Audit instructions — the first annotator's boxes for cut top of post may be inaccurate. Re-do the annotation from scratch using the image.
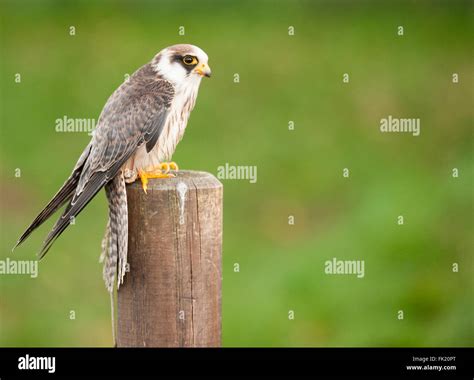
[126,170,222,192]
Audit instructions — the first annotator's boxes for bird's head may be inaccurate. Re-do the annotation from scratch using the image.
[152,44,211,87]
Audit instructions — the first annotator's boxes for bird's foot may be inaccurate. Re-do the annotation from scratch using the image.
[138,162,179,193]
[123,169,138,184]
[160,161,179,172]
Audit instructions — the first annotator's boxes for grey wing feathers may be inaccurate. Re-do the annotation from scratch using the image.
[38,171,110,258]
[76,79,174,193]
[15,68,174,258]
[13,143,92,250]
[145,110,168,153]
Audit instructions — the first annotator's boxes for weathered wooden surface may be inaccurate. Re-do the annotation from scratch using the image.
[117,170,223,347]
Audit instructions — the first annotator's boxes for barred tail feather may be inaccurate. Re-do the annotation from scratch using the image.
[101,172,128,292]
[115,175,128,288]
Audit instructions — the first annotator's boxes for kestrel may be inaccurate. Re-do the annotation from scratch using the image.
[14,44,212,296]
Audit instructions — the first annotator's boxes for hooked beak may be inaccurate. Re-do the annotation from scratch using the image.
[194,62,212,78]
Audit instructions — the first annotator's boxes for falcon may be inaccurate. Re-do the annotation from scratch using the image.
[13,44,212,294]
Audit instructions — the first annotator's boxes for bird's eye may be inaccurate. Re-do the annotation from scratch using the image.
[183,55,197,65]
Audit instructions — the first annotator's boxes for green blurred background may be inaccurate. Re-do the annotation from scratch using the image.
[0,0,472,346]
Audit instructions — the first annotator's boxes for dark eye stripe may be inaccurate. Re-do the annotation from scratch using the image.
[170,54,198,73]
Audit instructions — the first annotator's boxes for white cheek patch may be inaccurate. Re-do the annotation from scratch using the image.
[154,55,188,85]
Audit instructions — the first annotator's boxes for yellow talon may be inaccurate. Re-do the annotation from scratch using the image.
[138,164,178,193]
[159,162,170,173]
[138,170,149,193]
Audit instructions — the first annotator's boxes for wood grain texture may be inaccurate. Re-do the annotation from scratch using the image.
[117,170,223,347]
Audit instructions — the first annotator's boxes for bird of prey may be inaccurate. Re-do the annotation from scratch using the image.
[13,44,211,296]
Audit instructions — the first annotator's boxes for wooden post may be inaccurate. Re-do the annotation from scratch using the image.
[117,170,223,347]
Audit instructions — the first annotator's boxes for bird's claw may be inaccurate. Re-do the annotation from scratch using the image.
[159,162,179,173]
[123,168,138,184]
[138,162,179,193]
